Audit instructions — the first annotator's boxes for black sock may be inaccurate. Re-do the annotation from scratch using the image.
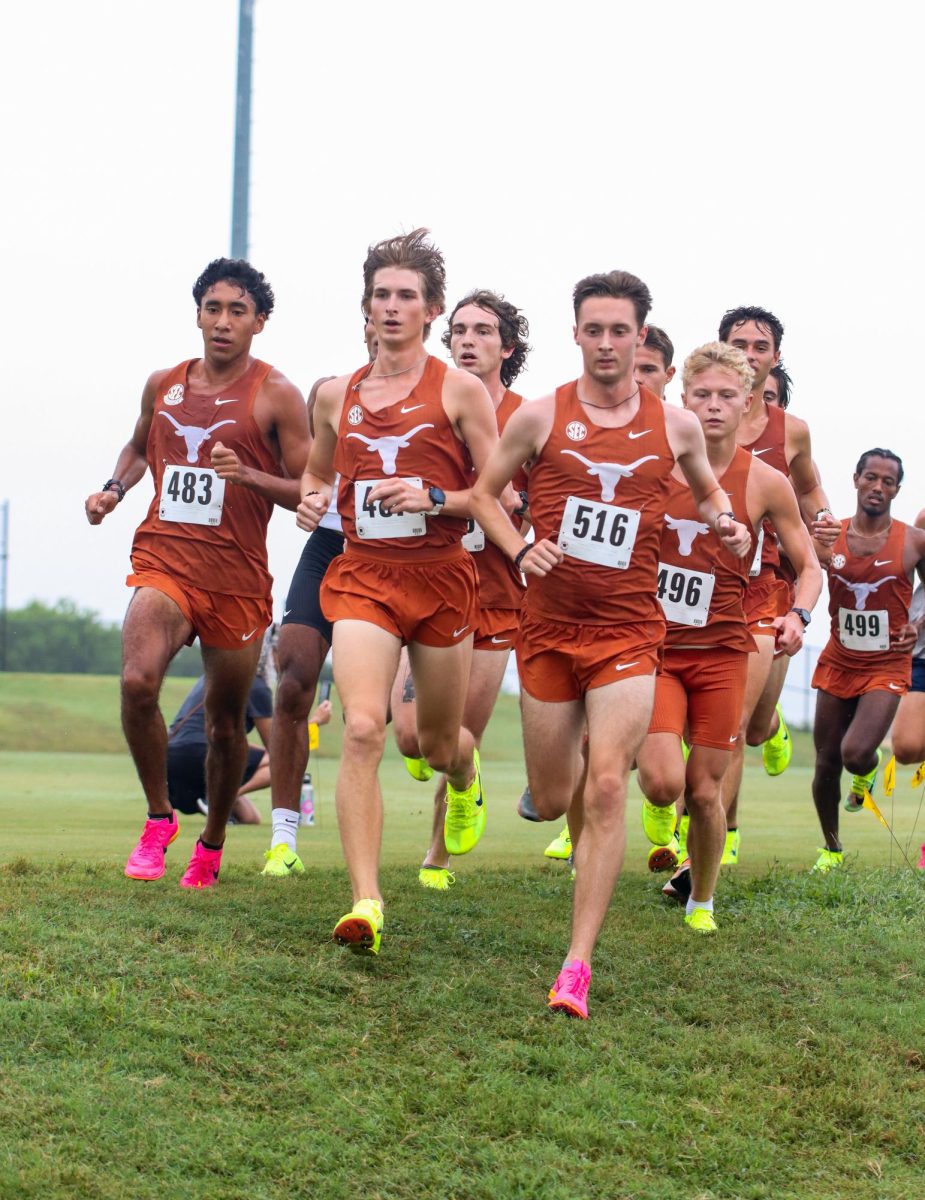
[148,811,173,821]
[199,837,223,851]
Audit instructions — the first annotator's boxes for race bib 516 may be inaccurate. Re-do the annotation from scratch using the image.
[557,496,640,570]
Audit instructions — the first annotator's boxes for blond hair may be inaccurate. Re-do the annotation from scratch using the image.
[682,341,754,394]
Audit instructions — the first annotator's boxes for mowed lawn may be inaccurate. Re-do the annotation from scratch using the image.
[1,675,925,1199]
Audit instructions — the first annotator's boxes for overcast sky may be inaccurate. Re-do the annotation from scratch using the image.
[2,1,922,651]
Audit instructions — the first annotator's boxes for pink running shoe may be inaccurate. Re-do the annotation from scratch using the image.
[918,844,925,871]
[180,840,223,889]
[547,960,592,1020]
[124,814,180,881]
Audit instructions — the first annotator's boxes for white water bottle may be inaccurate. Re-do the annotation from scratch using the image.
[299,773,315,826]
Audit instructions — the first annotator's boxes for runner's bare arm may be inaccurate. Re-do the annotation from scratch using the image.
[84,369,165,525]
[213,371,309,511]
[368,369,500,518]
[786,414,837,542]
[666,405,751,556]
[471,397,562,576]
[755,463,822,655]
[295,376,344,532]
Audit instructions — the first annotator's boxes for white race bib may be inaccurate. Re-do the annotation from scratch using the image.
[557,496,640,569]
[159,466,225,526]
[462,519,485,552]
[657,563,716,626]
[354,478,426,540]
[838,607,890,652]
[749,526,764,577]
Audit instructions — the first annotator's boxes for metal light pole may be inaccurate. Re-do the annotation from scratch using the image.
[0,499,9,671]
[231,0,255,259]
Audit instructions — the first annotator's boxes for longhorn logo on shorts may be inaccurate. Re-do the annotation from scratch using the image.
[347,405,363,426]
[560,450,659,502]
[565,421,587,441]
[163,384,184,406]
[664,514,711,556]
[346,424,435,474]
[158,412,236,464]
[833,575,896,611]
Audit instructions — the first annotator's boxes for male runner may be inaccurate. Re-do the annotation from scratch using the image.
[390,290,531,889]
[636,343,820,930]
[633,325,676,399]
[470,271,751,1018]
[85,258,309,886]
[811,460,925,871]
[296,229,502,955]
[262,317,378,876]
[763,363,792,410]
[718,306,836,864]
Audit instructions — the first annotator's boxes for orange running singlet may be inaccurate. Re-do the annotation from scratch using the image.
[817,519,912,676]
[741,401,789,575]
[526,382,673,626]
[130,358,280,598]
[657,447,756,653]
[333,356,471,561]
[466,389,526,611]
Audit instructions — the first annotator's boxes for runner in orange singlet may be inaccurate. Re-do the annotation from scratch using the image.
[296,230,504,956]
[810,450,925,872]
[389,290,531,890]
[718,306,838,865]
[84,258,309,888]
[633,324,677,400]
[636,343,820,931]
[471,271,752,1018]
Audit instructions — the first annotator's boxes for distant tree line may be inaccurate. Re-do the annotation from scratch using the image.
[2,599,200,676]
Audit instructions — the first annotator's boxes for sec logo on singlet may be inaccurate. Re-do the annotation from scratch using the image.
[164,385,184,406]
[566,421,587,442]
[831,553,846,569]
[347,405,363,426]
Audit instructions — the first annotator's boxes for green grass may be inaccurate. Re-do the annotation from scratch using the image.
[1,675,925,1198]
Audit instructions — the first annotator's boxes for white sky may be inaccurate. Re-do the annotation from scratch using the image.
[2,0,922,652]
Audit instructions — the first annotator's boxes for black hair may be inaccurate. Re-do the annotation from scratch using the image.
[768,363,792,409]
[855,448,904,484]
[718,305,784,350]
[192,257,275,318]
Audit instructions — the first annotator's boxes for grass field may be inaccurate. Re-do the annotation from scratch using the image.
[2,675,925,1198]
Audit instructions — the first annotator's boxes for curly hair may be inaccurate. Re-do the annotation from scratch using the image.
[192,258,275,318]
[441,290,531,388]
[362,228,446,341]
[682,342,755,395]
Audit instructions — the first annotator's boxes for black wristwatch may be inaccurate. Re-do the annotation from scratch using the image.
[790,607,811,628]
[425,486,446,516]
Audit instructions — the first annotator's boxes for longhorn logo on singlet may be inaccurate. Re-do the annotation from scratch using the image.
[664,514,711,556]
[346,424,435,475]
[559,449,659,502]
[833,575,897,612]
[158,412,237,464]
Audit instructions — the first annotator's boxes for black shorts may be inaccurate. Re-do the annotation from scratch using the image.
[912,658,925,694]
[166,745,264,815]
[281,526,345,645]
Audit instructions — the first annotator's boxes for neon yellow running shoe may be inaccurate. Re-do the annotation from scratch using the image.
[675,813,689,863]
[721,829,740,866]
[811,847,843,873]
[844,748,882,812]
[681,739,691,762]
[403,756,434,782]
[418,865,455,891]
[444,749,485,856]
[641,798,676,848]
[544,827,572,860]
[684,908,717,934]
[762,704,792,776]
[333,898,383,955]
[261,843,305,877]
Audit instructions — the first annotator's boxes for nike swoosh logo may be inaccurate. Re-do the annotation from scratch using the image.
[452,626,470,638]
[751,447,772,457]
[214,397,239,406]
[241,628,259,641]
[400,404,425,414]
[889,682,902,690]
[757,620,776,628]
[283,609,291,617]
[615,661,640,672]
[490,636,510,644]
[729,736,737,743]
[628,429,652,440]
[874,560,892,567]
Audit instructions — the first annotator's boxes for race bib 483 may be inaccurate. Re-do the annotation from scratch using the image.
[159,466,224,526]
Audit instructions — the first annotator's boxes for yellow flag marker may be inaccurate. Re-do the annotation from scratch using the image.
[883,754,896,797]
[912,761,925,788]
[308,722,319,751]
[862,790,890,830]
